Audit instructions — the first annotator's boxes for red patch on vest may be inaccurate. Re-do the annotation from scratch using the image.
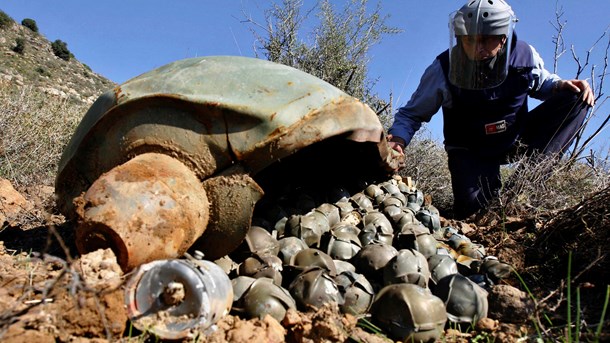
[485,120,507,135]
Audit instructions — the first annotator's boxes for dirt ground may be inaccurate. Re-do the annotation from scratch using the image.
[0,179,608,342]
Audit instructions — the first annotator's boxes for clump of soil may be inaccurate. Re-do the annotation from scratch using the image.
[0,245,127,342]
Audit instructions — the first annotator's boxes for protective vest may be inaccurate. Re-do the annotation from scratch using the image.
[438,37,535,156]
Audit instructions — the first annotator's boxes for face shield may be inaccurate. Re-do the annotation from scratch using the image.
[448,1,517,90]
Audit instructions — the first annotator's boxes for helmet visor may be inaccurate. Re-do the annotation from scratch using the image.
[448,10,516,89]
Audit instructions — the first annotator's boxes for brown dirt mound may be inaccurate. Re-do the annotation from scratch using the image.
[534,185,610,284]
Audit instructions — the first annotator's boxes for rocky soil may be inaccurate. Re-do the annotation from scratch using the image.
[1,177,608,342]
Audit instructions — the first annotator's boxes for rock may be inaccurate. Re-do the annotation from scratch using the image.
[75,248,123,290]
[209,314,286,343]
[476,317,499,331]
[0,178,32,226]
[488,284,534,323]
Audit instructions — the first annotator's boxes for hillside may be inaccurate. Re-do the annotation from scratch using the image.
[0,12,114,104]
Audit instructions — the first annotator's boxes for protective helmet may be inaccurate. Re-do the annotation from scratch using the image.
[433,274,489,326]
[285,211,330,248]
[406,189,424,207]
[447,231,472,249]
[321,230,362,261]
[459,242,486,259]
[395,224,439,258]
[364,184,384,200]
[334,271,375,315]
[416,207,442,233]
[330,222,361,236]
[449,0,517,89]
[395,209,418,229]
[238,254,283,285]
[290,248,337,276]
[350,192,374,214]
[278,236,308,265]
[241,277,296,321]
[382,203,404,223]
[427,254,459,289]
[288,267,342,311]
[405,201,421,213]
[360,211,394,246]
[381,196,405,210]
[334,201,362,226]
[334,260,357,274]
[232,275,257,306]
[379,181,401,196]
[383,249,431,288]
[244,226,280,257]
[370,284,447,342]
[315,203,341,227]
[479,256,512,285]
[373,192,389,207]
[453,0,516,36]
[396,180,410,194]
[351,243,398,281]
[448,232,486,259]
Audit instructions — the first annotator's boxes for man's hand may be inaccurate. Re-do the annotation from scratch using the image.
[385,134,406,171]
[387,134,407,154]
[558,79,595,106]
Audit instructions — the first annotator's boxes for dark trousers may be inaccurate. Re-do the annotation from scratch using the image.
[448,91,590,219]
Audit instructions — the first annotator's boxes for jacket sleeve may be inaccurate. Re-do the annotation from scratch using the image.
[528,44,562,100]
[388,59,451,146]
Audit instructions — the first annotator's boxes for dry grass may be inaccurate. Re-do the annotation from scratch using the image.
[0,83,88,189]
[395,127,609,220]
[492,152,609,219]
[398,130,453,214]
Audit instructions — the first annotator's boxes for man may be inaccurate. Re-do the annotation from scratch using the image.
[388,0,594,219]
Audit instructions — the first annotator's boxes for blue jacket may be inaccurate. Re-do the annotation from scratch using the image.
[388,35,561,154]
[437,39,535,155]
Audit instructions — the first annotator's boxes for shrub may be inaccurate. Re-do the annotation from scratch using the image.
[21,18,38,32]
[51,39,71,61]
[400,131,453,215]
[0,10,14,28]
[0,84,88,187]
[12,37,25,54]
[35,66,51,77]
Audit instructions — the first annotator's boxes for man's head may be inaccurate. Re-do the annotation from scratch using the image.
[448,0,518,89]
[460,35,507,61]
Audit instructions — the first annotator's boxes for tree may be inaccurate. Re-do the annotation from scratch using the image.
[21,18,38,33]
[550,5,609,165]
[51,39,72,61]
[244,0,400,113]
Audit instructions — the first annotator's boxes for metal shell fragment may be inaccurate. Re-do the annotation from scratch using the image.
[56,56,398,270]
[125,258,233,340]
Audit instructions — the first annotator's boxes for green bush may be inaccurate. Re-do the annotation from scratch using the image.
[35,66,50,77]
[51,39,71,61]
[0,10,14,28]
[12,37,25,54]
[21,18,38,32]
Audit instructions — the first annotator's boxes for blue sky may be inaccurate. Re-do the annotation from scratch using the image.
[2,1,609,152]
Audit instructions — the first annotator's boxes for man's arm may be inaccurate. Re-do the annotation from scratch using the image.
[388,59,451,153]
[529,45,595,106]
